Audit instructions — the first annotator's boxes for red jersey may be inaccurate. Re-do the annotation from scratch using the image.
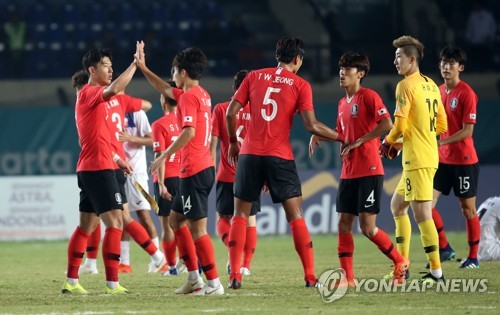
[151,112,181,181]
[173,86,214,178]
[212,101,251,182]
[337,88,389,179]
[76,84,114,171]
[232,67,314,160]
[439,81,478,165]
[106,94,142,169]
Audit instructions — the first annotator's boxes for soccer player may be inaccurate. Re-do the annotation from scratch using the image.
[151,90,182,276]
[430,46,480,269]
[63,48,138,294]
[106,90,167,275]
[136,41,224,295]
[118,108,162,273]
[310,52,409,285]
[210,70,259,276]
[381,36,448,284]
[477,196,500,261]
[226,37,343,289]
[71,70,103,275]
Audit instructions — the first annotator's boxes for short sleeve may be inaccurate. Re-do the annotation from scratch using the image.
[394,81,411,118]
[179,93,198,128]
[296,80,314,112]
[152,121,166,152]
[211,104,223,137]
[461,88,478,124]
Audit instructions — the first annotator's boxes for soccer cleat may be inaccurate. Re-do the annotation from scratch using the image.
[175,277,205,294]
[240,267,251,276]
[149,256,167,273]
[161,267,179,276]
[425,246,456,269]
[330,278,355,288]
[392,257,410,285]
[118,264,133,274]
[104,284,130,294]
[227,278,241,290]
[384,268,411,281]
[420,272,445,285]
[305,280,323,288]
[61,280,89,294]
[459,258,479,269]
[191,284,225,296]
[78,263,98,275]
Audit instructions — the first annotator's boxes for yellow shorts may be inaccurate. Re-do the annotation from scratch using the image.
[396,168,436,201]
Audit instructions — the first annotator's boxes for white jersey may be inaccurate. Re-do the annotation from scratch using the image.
[477,196,500,261]
[123,110,152,174]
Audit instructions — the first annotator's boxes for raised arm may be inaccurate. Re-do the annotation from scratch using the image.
[134,41,175,100]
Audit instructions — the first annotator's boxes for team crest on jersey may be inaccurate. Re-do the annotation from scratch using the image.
[351,104,359,117]
[450,98,458,110]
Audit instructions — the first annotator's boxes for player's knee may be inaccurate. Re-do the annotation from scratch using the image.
[360,225,376,238]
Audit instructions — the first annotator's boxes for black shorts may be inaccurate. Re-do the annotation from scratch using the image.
[336,175,383,215]
[77,170,124,215]
[171,167,215,220]
[434,163,479,198]
[154,177,179,217]
[234,155,301,204]
[114,169,128,204]
[216,181,260,216]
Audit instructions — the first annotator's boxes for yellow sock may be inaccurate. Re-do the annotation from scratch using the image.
[394,215,411,258]
[418,219,441,270]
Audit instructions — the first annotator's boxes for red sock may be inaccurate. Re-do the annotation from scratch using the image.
[174,226,198,271]
[243,226,257,269]
[432,207,449,249]
[195,234,218,280]
[102,227,122,282]
[125,220,157,255]
[290,218,316,284]
[338,232,354,280]
[66,227,90,279]
[217,217,231,248]
[370,228,404,264]
[86,223,101,259]
[162,240,177,267]
[228,216,247,280]
[466,216,480,259]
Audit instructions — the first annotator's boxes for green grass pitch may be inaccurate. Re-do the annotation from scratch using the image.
[0,232,497,314]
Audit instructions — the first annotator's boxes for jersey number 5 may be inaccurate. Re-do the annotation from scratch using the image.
[261,87,281,121]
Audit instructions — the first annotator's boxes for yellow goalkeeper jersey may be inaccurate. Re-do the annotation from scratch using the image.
[394,71,447,170]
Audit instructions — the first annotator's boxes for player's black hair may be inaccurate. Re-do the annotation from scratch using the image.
[164,81,178,106]
[275,37,305,63]
[338,52,370,82]
[71,70,89,90]
[439,46,467,66]
[82,48,112,75]
[172,47,207,80]
[234,70,249,89]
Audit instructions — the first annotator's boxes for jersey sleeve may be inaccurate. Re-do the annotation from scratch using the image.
[172,88,184,101]
[152,121,166,152]
[394,81,411,118]
[296,80,314,112]
[367,90,390,122]
[136,111,152,136]
[436,98,448,135]
[179,93,198,128]
[211,104,223,138]
[461,88,478,124]
[117,94,142,113]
